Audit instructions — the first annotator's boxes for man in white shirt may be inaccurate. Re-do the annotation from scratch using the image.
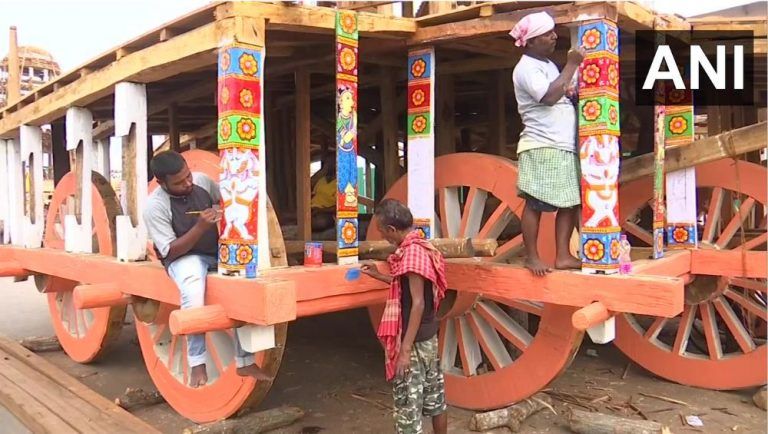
[510,12,585,276]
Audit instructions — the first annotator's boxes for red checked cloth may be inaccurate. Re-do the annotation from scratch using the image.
[376,231,447,381]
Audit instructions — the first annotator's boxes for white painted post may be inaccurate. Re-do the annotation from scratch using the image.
[20,125,44,248]
[5,138,22,246]
[114,82,148,261]
[92,138,111,178]
[0,139,9,244]
[65,107,94,253]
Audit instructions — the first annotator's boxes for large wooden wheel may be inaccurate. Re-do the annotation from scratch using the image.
[42,171,126,363]
[134,150,288,423]
[615,159,767,389]
[368,153,583,410]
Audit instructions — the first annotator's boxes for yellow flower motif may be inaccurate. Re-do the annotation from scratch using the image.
[582,64,600,84]
[607,29,618,51]
[411,89,426,106]
[581,28,601,50]
[610,239,621,259]
[220,86,230,105]
[411,59,426,78]
[236,245,253,264]
[584,239,605,261]
[220,118,232,141]
[220,51,231,72]
[609,106,618,125]
[239,53,258,76]
[411,115,427,134]
[582,100,602,122]
[608,64,619,87]
[236,118,257,141]
[673,227,689,243]
[239,89,254,108]
[669,89,686,103]
[219,245,229,263]
[669,116,688,135]
[342,221,357,244]
[340,13,357,34]
[656,231,664,252]
[339,47,356,71]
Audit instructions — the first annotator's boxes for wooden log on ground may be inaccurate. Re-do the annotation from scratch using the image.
[73,283,132,309]
[18,336,61,352]
[568,408,672,434]
[169,305,240,336]
[469,393,553,431]
[572,302,613,331]
[285,238,498,260]
[754,387,767,410]
[182,406,304,434]
[620,122,767,184]
[115,387,164,411]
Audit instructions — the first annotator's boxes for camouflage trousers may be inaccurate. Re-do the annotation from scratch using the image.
[392,336,447,433]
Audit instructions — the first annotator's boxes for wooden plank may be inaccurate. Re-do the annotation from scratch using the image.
[0,19,232,137]
[168,102,180,152]
[633,250,691,277]
[0,335,160,433]
[380,67,400,189]
[619,122,767,184]
[446,260,685,317]
[0,373,78,434]
[295,71,312,241]
[690,249,767,279]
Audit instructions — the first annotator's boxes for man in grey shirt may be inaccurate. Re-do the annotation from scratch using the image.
[144,151,270,387]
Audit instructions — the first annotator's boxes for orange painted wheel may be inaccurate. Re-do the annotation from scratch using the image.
[616,159,767,389]
[367,153,583,410]
[43,171,126,363]
[135,150,288,423]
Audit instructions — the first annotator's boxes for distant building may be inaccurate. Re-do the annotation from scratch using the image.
[0,45,61,107]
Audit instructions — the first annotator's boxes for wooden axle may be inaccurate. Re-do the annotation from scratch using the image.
[169,305,240,335]
[0,261,30,278]
[571,302,612,331]
[73,283,132,309]
[285,238,498,260]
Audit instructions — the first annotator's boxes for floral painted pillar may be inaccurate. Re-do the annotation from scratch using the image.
[336,10,359,265]
[217,41,267,275]
[664,91,697,250]
[577,20,621,274]
[407,48,435,239]
[652,101,666,259]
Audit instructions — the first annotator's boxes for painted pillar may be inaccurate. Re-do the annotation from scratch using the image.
[335,10,359,265]
[577,20,621,274]
[5,138,22,246]
[652,101,666,258]
[217,41,267,275]
[407,48,436,239]
[664,92,697,250]
[20,125,44,248]
[65,107,94,253]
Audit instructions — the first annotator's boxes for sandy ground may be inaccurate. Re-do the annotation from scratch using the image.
[0,276,765,433]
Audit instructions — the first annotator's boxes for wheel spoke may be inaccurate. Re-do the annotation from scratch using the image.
[206,334,226,377]
[739,232,767,251]
[152,324,168,344]
[715,197,756,249]
[475,300,532,351]
[493,234,524,262]
[623,220,654,246]
[167,335,178,368]
[672,305,695,355]
[699,303,723,360]
[501,299,544,316]
[455,316,482,376]
[724,288,768,321]
[729,277,767,293]
[439,318,458,373]
[181,339,189,385]
[467,311,513,370]
[713,296,756,354]
[643,317,668,341]
[702,187,724,244]
[478,203,513,240]
[459,187,488,238]
[439,187,462,238]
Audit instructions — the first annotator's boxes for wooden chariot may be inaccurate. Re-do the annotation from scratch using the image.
[0,1,765,423]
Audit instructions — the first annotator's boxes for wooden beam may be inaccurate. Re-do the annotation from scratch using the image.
[0,19,234,137]
[620,122,767,184]
[487,70,507,156]
[436,74,455,155]
[691,250,767,279]
[7,26,20,104]
[409,2,615,45]
[440,56,517,75]
[380,67,400,190]
[168,103,180,152]
[295,71,311,241]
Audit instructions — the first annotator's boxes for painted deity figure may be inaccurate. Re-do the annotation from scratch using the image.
[580,134,619,227]
[336,86,358,209]
[219,147,259,239]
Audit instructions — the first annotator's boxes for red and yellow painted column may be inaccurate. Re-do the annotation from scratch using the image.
[577,20,621,274]
[664,90,697,249]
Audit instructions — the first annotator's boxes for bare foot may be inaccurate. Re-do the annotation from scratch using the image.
[524,257,551,277]
[555,255,582,270]
[190,364,208,388]
[237,364,273,381]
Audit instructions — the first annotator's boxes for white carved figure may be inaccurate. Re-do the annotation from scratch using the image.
[581,134,619,227]
[220,147,259,240]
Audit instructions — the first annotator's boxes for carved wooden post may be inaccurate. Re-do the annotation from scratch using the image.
[114,82,148,261]
[217,21,268,275]
[407,47,436,239]
[92,138,110,178]
[65,107,94,253]
[335,10,359,265]
[577,20,621,274]
[4,138,22,245]
[20,125,44,248]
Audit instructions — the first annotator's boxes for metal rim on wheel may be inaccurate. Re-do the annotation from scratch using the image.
[134,150,288,423]
[43,171,126,363]
[615,159,767,389]
[367,153,583,410]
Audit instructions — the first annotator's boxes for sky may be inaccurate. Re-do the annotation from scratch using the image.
[0,0,762,72]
